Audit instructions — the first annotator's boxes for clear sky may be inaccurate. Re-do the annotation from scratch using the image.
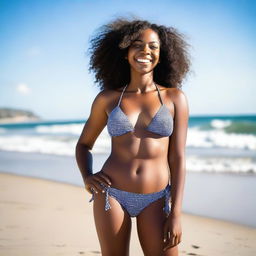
[0,0,255,120]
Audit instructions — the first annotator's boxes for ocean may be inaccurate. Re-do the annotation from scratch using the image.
[0,114,255,174]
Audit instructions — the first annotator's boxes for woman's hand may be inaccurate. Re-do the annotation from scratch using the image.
[84,171,112,194]
[163,213,182,251]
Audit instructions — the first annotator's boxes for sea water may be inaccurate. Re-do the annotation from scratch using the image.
[0,114,255,174]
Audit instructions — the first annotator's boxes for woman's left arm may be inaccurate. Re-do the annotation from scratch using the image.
[163,88,189,250]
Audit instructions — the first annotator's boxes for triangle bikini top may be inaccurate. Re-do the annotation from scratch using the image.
[107,83,174,137]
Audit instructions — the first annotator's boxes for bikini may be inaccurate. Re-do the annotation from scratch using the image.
[107,83,173,137]
[89,83,174,217]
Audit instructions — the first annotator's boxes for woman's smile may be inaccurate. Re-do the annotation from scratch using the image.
[135,57,152,64]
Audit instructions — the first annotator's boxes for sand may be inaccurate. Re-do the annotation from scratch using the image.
[0,173,255,256]
[0,116,40,124]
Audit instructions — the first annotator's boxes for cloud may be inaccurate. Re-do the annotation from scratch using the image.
[16,83,31,95]
[27,46,41,57]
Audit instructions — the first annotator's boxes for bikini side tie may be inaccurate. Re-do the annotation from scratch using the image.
[105,188,111,211]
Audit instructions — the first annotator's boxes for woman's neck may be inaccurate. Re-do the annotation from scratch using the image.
[128,72,155,93]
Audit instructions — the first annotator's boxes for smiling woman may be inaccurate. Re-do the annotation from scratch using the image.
[76,17,191,256]
[126,29,160,74]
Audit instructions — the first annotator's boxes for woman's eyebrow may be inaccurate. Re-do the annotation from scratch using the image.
[133,39,160,44]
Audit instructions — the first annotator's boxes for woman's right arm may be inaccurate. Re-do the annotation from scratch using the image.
[75,90,112,194]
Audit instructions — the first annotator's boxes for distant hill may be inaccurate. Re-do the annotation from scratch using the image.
[0,108,40,123]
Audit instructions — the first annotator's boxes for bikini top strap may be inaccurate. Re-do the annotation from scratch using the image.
[154,82,163,105]
[117,84,128,106]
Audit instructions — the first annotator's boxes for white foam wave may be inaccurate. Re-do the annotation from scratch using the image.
[0,132,255,174]
[0,135,77,156]
[91,127,111,154]
[210,119,232,129]
[0,127,111,156]
[1,127,256,155]
[187,128,256,150]
[36,123,84,135]
[1,125,256,174]
[186,156,256,174]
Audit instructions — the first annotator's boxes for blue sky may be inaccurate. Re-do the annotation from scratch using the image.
[0,0,255,120]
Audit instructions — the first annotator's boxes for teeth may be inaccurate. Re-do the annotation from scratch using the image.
[137,58,150,63]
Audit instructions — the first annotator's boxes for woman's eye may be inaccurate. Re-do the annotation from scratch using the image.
[131,43,159,50]
[132,44,141,48]
[150,45,159,49]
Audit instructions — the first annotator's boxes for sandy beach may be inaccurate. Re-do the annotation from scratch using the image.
[1,173,255,256]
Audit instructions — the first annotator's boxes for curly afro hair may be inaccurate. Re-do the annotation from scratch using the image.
[88,17,191,90]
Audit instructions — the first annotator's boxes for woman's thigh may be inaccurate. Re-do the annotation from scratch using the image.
[136,197,179,256]
[93,192,132,256]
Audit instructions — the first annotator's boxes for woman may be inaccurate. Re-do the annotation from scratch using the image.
[76,18,190,256]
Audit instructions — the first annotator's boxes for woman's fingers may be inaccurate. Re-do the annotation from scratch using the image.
[98,172,112,185]
[175,234,181,246]
[171,234,176,247]
[90,179,105,193]
[163,223,171,251]
[85,177,102,194]
[163,233,181,251]
[163,234,172,251]
[89,185,98,194]
[163,223,169,243]
[85,184,98,194]
[85,171,112,194]
[93,174,110,188]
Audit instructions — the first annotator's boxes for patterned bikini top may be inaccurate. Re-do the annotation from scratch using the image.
[107,83,173,137]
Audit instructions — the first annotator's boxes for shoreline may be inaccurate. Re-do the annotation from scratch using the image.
[1,170,255,229]
[0,150,256,228]
[1,172,255,256]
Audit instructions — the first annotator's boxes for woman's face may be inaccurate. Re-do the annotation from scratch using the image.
[126,28,160,74]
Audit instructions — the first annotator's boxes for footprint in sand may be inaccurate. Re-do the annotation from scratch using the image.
[55,207,64,211]
[78,250,101,255]
[5,225,18,229]
[191,244,200,249]
[52,244,66,247]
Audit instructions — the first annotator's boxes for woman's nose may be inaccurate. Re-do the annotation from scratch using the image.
[141,44,150,53]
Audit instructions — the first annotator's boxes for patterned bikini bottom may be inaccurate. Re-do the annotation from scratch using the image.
[89,184,171,217]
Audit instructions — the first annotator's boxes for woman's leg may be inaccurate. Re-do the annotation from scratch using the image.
[136,197,179,256]
[93,192,132,256]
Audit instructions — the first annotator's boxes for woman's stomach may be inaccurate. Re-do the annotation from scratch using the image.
[101,157,170,193]
[99,134,169,194]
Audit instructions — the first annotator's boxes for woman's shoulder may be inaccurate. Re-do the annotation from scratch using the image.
[158,86,188,108]
[93,87,123,105]
[162,86,187,100]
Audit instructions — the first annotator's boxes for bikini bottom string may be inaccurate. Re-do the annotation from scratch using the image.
[105,188,111,211]
[88,185,111,211]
